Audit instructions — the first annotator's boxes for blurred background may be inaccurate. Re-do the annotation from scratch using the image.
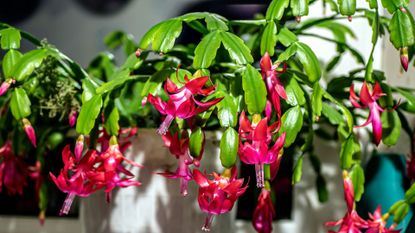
[0,0,414,232]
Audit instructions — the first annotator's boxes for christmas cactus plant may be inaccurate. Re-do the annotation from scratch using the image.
[2,0,415,232]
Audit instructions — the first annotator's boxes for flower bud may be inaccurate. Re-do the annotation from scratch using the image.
[68,110,78,127]
[22,118,37,147]
[0,79,15,96]
[75,135,84,161]
[400,47,409,72]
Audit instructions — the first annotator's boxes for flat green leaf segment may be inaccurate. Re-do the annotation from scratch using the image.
[242,65,267,114]
[277,42,321,83]
[220,127,239,168]
[0,27,21,49]
[10,88,31,120]
[76,94,103,135]
[281,106,303,147]
[194,31,253,68]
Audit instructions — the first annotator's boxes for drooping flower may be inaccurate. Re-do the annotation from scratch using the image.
[238,112,286,188]
[0,141,28,195]
[159,131,193,196]
[252,189,275,233]
[260,52,287,117]
[22,118,37,147]
[193,167,247,231]
[92,136,142,202]
[349,81,386,145]
[148,76,223,135]
[325,172,368,233]
[366,206,401,233]
[0,79,15,96]
[50,145,101,215]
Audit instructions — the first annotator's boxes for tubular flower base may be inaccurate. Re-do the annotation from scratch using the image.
[238,112,286,188]
[68,110,78,127]
[0,141,28,195]
[252,189,275,233]
[260,52,287,116]
[159,131,194,196]
[193,167,247,231]
[349,81,386,145]
[147,76,223,135]
[325,172,368,233]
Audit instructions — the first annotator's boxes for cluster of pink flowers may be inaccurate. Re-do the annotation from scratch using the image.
[148,76,223,135]
[325,172,400,233]
[50,127,141,215]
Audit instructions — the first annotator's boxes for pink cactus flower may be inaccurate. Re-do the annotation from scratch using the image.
[238,112,286,188]
[366,206,401,233]
[325,172,368,233]
[349,81,386,145]
[0,141,28,195]
[159,131,194,196]
[93,136,142,202]
[260,52,287,117]
[252,189,275,233]
[50,145,102,215]
[148,76,223,135]
[0,79,15,96]
[22,118,37,147]
[193,167,247,231]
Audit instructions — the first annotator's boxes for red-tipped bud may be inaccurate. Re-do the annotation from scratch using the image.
[135,48,142,58]
[400,47,409,72]
[348,16,353,22]
[0,79,14,96]
[22,118,37,147]
[295,16,302,23]
[74,135,84,161]
[69,110,78,127]
[400,6,407,13]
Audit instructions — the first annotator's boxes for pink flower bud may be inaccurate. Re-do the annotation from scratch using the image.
[22,118,37,147]
[69,110,78,127]
[400,47,409,72]
[0,79,14,96]
[135,48,142,58]
[75,135,84,161]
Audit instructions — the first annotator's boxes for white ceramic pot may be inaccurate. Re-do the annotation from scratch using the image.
[80,129,235,233]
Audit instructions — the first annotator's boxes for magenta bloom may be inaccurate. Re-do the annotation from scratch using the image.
[193,167,247,231]
[0,141,28,195]
[159,131,193,196]
[350,81,385,145]
[325,173,368,233]
[252,189,275,233]
[260,52,287,117]
[93,137,142,202]
[50,146,101,215]
[22,118,37,147]
[366,206,401,233]
[238,112,286,188]
[148,76,223,135]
